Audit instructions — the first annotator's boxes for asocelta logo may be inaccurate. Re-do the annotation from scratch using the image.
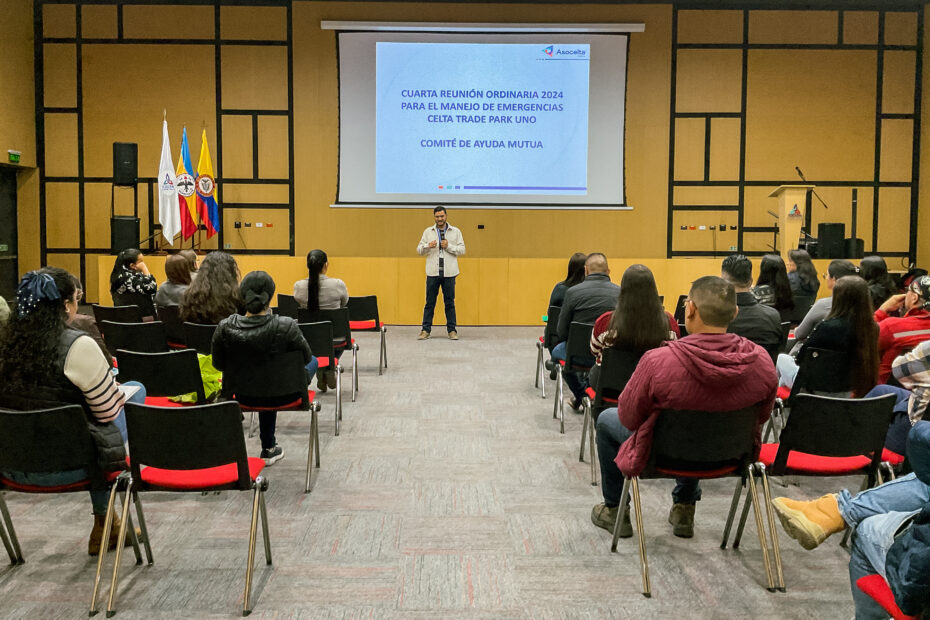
[543,45,554,57]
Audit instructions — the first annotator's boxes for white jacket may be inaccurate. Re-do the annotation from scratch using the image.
[416,224,466,277]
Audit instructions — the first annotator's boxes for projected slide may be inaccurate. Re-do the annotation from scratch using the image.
[376,43,590,196]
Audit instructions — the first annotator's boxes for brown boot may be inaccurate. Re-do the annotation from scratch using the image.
[88,514,142,556]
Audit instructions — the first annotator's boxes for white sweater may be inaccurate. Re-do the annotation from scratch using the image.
[416,224,466,277]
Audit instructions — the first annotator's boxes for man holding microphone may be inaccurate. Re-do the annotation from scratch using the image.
[417,206,466,340]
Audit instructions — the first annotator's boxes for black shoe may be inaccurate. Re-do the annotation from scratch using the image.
[545,360,558,380]
[260,445,285,466]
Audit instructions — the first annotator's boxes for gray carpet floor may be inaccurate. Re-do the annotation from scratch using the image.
[1,326,858,618]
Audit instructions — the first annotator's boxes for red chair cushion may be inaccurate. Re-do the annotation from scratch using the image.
[316,356,329,369]
[882,449,905,465]
[239,390,315,411]
[758,443,872,474]
[585,387,596,400]
[0,469,120,493]
[349,320,383,330]
[776,386,791,400]
[559,360,565,367]
[138,457,265,490]
[144,396,184,408]
[856,575,918,620]
[654,464,740,479]
[538,336,544,343]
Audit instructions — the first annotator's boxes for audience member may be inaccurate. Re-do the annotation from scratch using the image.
[551,253,620,410]
[294,249,349,311]
[723,254,786,362]
[0,267,145,555]
[212,271,313,466]
[791,259,859,351]
[65,275,111,367]
[154,253,194,308]
[866,339,930,455]
[549,253,587,308]
[179,249,199,279]
[772,422,930,620]
[588,265,678,388]
[752,254,795,322]
[875,275,930,383]
[590,276,776,539]
[861,255,898,310]
[776,276,878,399]
[109,248,157,317]
[787,248,820,297]
[179,251,242,324]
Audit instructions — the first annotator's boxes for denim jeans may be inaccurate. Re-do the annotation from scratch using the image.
[837,472,930,526]
[865,384,913,455]
[776,353,799,389]
[305,355,319,379]
[595,408,701,507]
[259,412,277,451]
[551,341,593,404]
[421,275,456,333]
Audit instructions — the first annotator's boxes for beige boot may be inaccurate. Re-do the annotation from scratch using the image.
[88,514,141,556]
[772,494,846,550]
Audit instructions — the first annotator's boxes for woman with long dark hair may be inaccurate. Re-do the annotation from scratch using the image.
[109,248,157,316]
[179,251,242,324]
[752,254,795,322]
[293,249,348,312]
[787,248,820,297]
[776,275,878,397]
[860,255,898,310]
[548,252,587,308]
[0,267,146,555]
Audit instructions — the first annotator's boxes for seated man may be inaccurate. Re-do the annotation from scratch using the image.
[866,339,930,455]
[721,254,785,363]
[591,276,776,538]
[790,259,859,353]
[772,421,930,620]
[875,275,930,383]
[550,253,620,409]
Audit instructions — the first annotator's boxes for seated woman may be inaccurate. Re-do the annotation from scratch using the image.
[179,251,242,324]
[155,252,196,308]
[787,248,821,310]
[110,248,157,318]
[589,264,679,389]
[212,271,315,466]
[0,267,146,555]
[776,275,878,399]
[548,253,587,309]
[293,249,348,391]
[752,254,795,322]
[861,255,898,310]
[66,274,111,367]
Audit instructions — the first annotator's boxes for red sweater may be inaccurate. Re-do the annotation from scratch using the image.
[875,308,930,383]
[614,333,776,477]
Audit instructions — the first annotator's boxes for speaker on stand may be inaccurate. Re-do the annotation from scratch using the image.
[110,142,140,254]
[817,223,845,259]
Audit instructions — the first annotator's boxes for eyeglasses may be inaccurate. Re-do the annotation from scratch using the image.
[75,289,84,302]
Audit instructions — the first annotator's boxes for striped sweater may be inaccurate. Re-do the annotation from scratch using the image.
[893,339,930,425]
[62,335,126,423]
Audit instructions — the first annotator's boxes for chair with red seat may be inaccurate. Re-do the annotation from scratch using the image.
[535,305,561,398]
[103,401,271,616]
[580,347,641,486]
[114,349,206,406]
[182,321,218,355]
[551,321,594,434]
[347,295,388,376]
[857,574,920,620]
[611,405,779,597]
[298,321,343,436]
[299,308,359,402]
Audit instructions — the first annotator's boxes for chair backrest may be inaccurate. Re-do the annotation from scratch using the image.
[156,305,185,344]
[593,347,641,409]
[222,350,309,410]
[673,294,688,324]
[347,295,380,327]
[543,305,561,351]
[0,403,97,475]
[277,294,299,319]
[125,401,252,489]
[299,307,351,345]
[791,295,816,324]
[645,406,761,475]
[565,321,595,371]
[297,321,335,359]
[789,347,852,399]
[111,292,156,318]
[116,349,206,402]
[92,303,143,326]
[182,322,218,355]
[100,320,169,356]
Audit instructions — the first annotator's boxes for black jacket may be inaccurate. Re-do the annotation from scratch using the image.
[887,502,930,617]
[212,314,311,375]
[556,273,620,343]
[728,292,785,363]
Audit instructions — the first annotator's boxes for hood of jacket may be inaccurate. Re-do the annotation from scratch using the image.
[665,332,770,389]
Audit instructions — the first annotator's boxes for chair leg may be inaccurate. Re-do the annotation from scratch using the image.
[720,476,745,549]
[535,342,543,390]
[258,485,272,566]
[733,482,754,549]
[746,467,776,592]
[351,345,358,402]
[248,411,256,439]
[105,481,136,617]
[0,491,23,565]
[243,484,263,616]
[551,367,560,420]
[579,399,589,462]
[611,478,632,553]
[630,478,651,598]
[122,492,143,566]
[756,464,785,591]
[336,365,343,422]
[305,408,319,493]
[379,328,386,375]
[314,405,321,467]
[588,408,597,487]
[90,483,120,616]
[132,490,153,565]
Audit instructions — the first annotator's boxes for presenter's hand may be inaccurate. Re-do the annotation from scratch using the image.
[428,240,437,248]
[440,240,448,249]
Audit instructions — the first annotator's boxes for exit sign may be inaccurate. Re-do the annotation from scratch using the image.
[7,150,20,164]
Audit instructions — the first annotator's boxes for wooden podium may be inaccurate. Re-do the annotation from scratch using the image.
[768,185,815,257]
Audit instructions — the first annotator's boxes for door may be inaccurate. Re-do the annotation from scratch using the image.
[0,167,18,300]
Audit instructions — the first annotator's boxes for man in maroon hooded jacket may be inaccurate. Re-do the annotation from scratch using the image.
[591,276,777,538]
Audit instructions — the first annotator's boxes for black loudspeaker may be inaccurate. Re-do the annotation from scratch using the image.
[845,238,864,259]
[110,216,139,255]
[818,223,845,259]
[113,142,138,186]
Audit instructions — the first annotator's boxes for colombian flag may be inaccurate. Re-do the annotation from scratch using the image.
[175,128,199,240]
[196,129,220,238]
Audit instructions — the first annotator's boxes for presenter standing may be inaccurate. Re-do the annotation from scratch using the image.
[417,206,465,340]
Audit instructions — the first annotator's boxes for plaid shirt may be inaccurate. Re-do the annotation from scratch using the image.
[893,339,930,424]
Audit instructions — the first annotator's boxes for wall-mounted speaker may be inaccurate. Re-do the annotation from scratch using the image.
[113,142,138,186]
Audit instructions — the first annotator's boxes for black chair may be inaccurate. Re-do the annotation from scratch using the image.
[112,291,156,319]
[789,295,816,325]
[612,405,779,597]
[580,348,641,486]
[155,305,185,348]
[779,321,792,354]
[298,308,359,402]
[115,349,206,404]
[92,304,143,326]
[535,305,561,398]
[105,401,271,616]
[182,322,218,355]
[298,321,343,435]
[347,295,388,376]
[552,321,594,434]
[672,294,688,324]
[99,320,169,358]
[276,294,299,319]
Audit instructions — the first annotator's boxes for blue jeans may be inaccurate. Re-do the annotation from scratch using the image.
[422,275,456,333]
[305,355,319,379]
[776,353,799,389]
[864,384,912,455]
[595,408,701,507]
[551,341,593,404]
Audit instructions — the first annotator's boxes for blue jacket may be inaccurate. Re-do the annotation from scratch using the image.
[887,502,930,617]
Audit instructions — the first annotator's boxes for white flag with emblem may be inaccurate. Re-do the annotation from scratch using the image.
[157,119,180,244]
